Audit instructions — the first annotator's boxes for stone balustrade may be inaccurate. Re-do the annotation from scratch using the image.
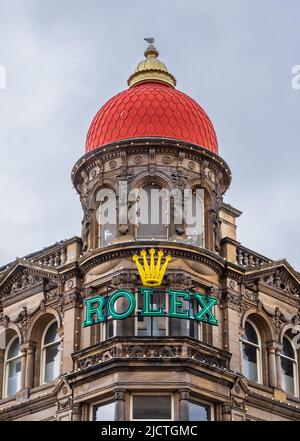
[236,246,269,269]
[37,246,67,267]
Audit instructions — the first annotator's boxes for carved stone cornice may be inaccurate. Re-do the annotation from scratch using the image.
[72,337,231,372]
[71,139,231,196]
[0,265,59,301]
[77,241,226,277]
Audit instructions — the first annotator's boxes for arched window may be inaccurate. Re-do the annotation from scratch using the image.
[184,188,205,246]
[242,321,261,383]
[41,321,60,384]
[136,184,168,240]
[281,336,298,396]
[96,188,117,247]
[4,336,22,397]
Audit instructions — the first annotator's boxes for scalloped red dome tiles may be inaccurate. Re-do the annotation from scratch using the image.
[85,82,218,154]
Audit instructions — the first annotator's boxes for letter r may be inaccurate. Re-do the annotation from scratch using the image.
[83,296,105,327]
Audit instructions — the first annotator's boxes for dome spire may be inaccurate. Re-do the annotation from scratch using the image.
[127,38,176,88]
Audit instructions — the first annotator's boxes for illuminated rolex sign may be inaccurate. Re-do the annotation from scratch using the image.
[83,249,219,327]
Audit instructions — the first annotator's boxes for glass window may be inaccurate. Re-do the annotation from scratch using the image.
[5,337,22,397]
[136,185,168,240]
[242,321,261,383]
[169,296,202,340]
[93,401,115,421]
[132,395,172,420]
[189,401,210,421]
[281,336,297,396]
[96,189,117,247]
[184,189,205,246]
[137,290,166,337]
[42,321,60,384]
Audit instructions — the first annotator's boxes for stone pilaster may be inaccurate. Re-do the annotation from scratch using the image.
[275,344,283,390]
[72,403,82,421]
[25,343,35,389]
[114,389,126,421]
[178,389,190,421]
[222,404,232,421]
[20,345,27,390]
[266,341,277,388]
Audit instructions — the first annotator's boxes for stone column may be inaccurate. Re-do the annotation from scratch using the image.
[114,389,126,421]
[20,346,27,390]
[72,403,82,421]
[275,345,283,390]
[266,342,277,388]
[222,404,232,421]
[25,343,35,389]
[178,389,190,421]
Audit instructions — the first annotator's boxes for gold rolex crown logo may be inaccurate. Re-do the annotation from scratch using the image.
[132,249,172,287]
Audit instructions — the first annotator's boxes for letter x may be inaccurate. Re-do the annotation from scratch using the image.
[194,294,218,325]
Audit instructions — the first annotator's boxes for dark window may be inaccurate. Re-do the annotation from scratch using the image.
[132,395,172,420]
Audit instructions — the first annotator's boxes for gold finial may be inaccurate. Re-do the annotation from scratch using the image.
[127,38,176,88]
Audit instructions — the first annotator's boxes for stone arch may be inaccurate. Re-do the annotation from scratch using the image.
[130,170,174,192]
[241,308,275,342]
[279,322,300,345]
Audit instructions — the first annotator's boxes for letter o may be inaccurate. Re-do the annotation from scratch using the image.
[107,290,136,319]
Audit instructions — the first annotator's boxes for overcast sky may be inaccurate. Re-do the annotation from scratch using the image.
[0,0,299,270]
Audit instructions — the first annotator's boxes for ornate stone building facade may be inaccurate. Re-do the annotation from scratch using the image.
[0,42,299,421]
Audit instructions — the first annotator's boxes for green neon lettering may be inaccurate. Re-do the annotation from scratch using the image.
[194,293,218,325]
[168,289,190,318]
[141,288,164,316]
[83,296,105,327]
[107,290,136,319]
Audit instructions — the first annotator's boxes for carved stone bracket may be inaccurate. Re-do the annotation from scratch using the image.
[166,272,193,289]
[111,272,136,288]
[221,290,246,313]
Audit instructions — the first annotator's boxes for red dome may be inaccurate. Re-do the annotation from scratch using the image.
[85,82,218,154]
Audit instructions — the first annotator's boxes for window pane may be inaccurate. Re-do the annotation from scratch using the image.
[94,402,115,421]
[185,192,204,246]
[282,337,295,359]
[244,322,258,345]
[133,395,171,420]
[7,357,21,396]
[189,401,210,421]
[243,342,258,382]
[137,291,166,337]
[137,186,168,239]
[44,322,59,345]
[107,319,116,338]
[169,317,190,337]
[44,342,60,383]
[281,357,295,395]
[7,338,20,360]
[100,223,116,246]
